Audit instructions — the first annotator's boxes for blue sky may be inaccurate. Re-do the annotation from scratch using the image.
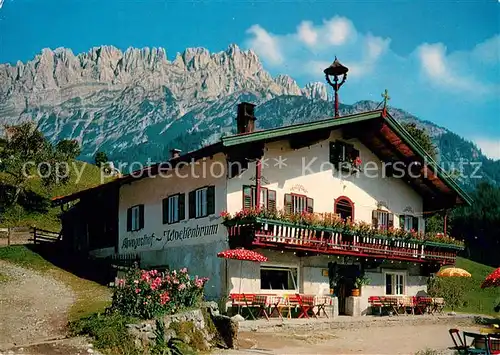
[0,0,499,159]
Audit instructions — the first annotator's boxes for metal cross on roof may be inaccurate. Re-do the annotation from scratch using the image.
[381,89,390,109]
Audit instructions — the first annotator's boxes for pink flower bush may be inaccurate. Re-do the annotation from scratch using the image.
[111,267,209,319]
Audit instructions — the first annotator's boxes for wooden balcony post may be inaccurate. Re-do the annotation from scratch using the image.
[255,158,262,208]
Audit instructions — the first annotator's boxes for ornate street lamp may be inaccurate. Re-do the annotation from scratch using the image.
[324,57,349,118]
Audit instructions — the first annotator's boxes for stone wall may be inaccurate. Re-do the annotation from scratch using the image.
[127,304,238,351]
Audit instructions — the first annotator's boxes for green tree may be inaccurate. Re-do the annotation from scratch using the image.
[0,123,71,206]
[94,151,108,168]
[56,139,81,160]
[402,122,438,160]
[452,182,500,266]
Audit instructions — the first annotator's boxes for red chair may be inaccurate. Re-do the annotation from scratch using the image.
[295,294,316,319]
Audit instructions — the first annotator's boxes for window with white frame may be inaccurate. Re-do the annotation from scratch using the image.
[242,185,277,210]
[372,210,394,230]
[162,193,185,224]
[385,272,405,295]
[168,195,179,223]
[260,266,298,291]
[127,204,144,232]
[195,188,207,218]
[400,215,419,232]
[284,193,313,214]
[188,186,215,219]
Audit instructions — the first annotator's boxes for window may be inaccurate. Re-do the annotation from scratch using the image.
[242,185,277,210]
[329,140,360,165]
[162,194,185,224]
[372,210,394,230]
[335,196,355,221]
[284,193,313,214]
[385,272,405,295]
[126,204,144,232]
[189,186,215,218]
[399,215,419,232]
[260,266,298,291]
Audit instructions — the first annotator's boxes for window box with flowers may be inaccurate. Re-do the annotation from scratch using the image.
[220,208,464,250]
[329,140,362,174]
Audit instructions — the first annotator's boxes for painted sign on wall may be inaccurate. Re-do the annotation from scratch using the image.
[121,223,220,251]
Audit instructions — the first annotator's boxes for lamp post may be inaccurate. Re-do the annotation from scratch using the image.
[324,57,349,118]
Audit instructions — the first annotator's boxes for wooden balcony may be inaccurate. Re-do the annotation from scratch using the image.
[224,218,463,264]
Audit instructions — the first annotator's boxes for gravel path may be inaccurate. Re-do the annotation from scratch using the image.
[215,319,482,354]
[0,260,75,350]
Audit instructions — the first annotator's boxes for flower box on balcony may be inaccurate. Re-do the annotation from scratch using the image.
[221,211,463,251]
[424,241,465,250]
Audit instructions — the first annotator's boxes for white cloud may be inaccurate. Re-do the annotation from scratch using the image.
[245,25,283,65]
[323,17,355,46]
[417,42,491,95]
[471,35,500,64]
[297,21,318,46]
[244,16,387,79]
[243,17,498,102]
[365,34,391,61]
[474,137,500,160]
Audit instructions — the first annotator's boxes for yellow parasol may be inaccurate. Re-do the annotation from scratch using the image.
[436,267,472,278]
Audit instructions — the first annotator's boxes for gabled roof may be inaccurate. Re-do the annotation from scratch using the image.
[52,109,472,207]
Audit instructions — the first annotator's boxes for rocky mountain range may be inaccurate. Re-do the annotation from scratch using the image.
[0,44,498,189]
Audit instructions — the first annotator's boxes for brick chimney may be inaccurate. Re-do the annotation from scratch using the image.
[170,149,181,159]
[236,102,256,134]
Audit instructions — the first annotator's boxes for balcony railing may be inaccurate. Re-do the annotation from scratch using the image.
[224,217,462,264]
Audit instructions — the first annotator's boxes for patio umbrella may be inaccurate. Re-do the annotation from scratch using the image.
[481,267,500,289]
[436,267,472,278]
[217,248,268,295]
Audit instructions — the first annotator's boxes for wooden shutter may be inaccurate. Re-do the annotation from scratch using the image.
[207,186,215,215]
[306,197,314,213]
[178,193,185,221]
[268,190,277,211]
[243,185,252,209]
[329,142,337,164]
[126,208,132,231]
[399,215,405,230]
[412,216,419,232]
[284,194,292,214]
[138,204,145,229]
[372,210,378,228]
[329,141,343,164]
[162,198,169,224]
[388,213,394,228]
[189,190,196,218]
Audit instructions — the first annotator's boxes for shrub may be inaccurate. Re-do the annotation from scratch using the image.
[110,267,209,319]
[69,312,140,355]
[427,276,470,311]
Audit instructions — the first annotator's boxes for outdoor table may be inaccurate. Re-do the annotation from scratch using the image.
[398,296,415,315]
[254,294,283,320]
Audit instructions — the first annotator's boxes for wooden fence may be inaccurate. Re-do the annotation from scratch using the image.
[31,227,62,245]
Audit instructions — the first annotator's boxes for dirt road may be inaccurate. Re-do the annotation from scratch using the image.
[0,260,75,350]
[216,322,481,355]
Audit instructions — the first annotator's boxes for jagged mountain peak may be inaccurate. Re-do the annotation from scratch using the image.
[302,82,328,101]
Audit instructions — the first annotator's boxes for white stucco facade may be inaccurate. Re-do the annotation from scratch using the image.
[114,129,430,308]
[226,130,424,230]
[118,153,228,299]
